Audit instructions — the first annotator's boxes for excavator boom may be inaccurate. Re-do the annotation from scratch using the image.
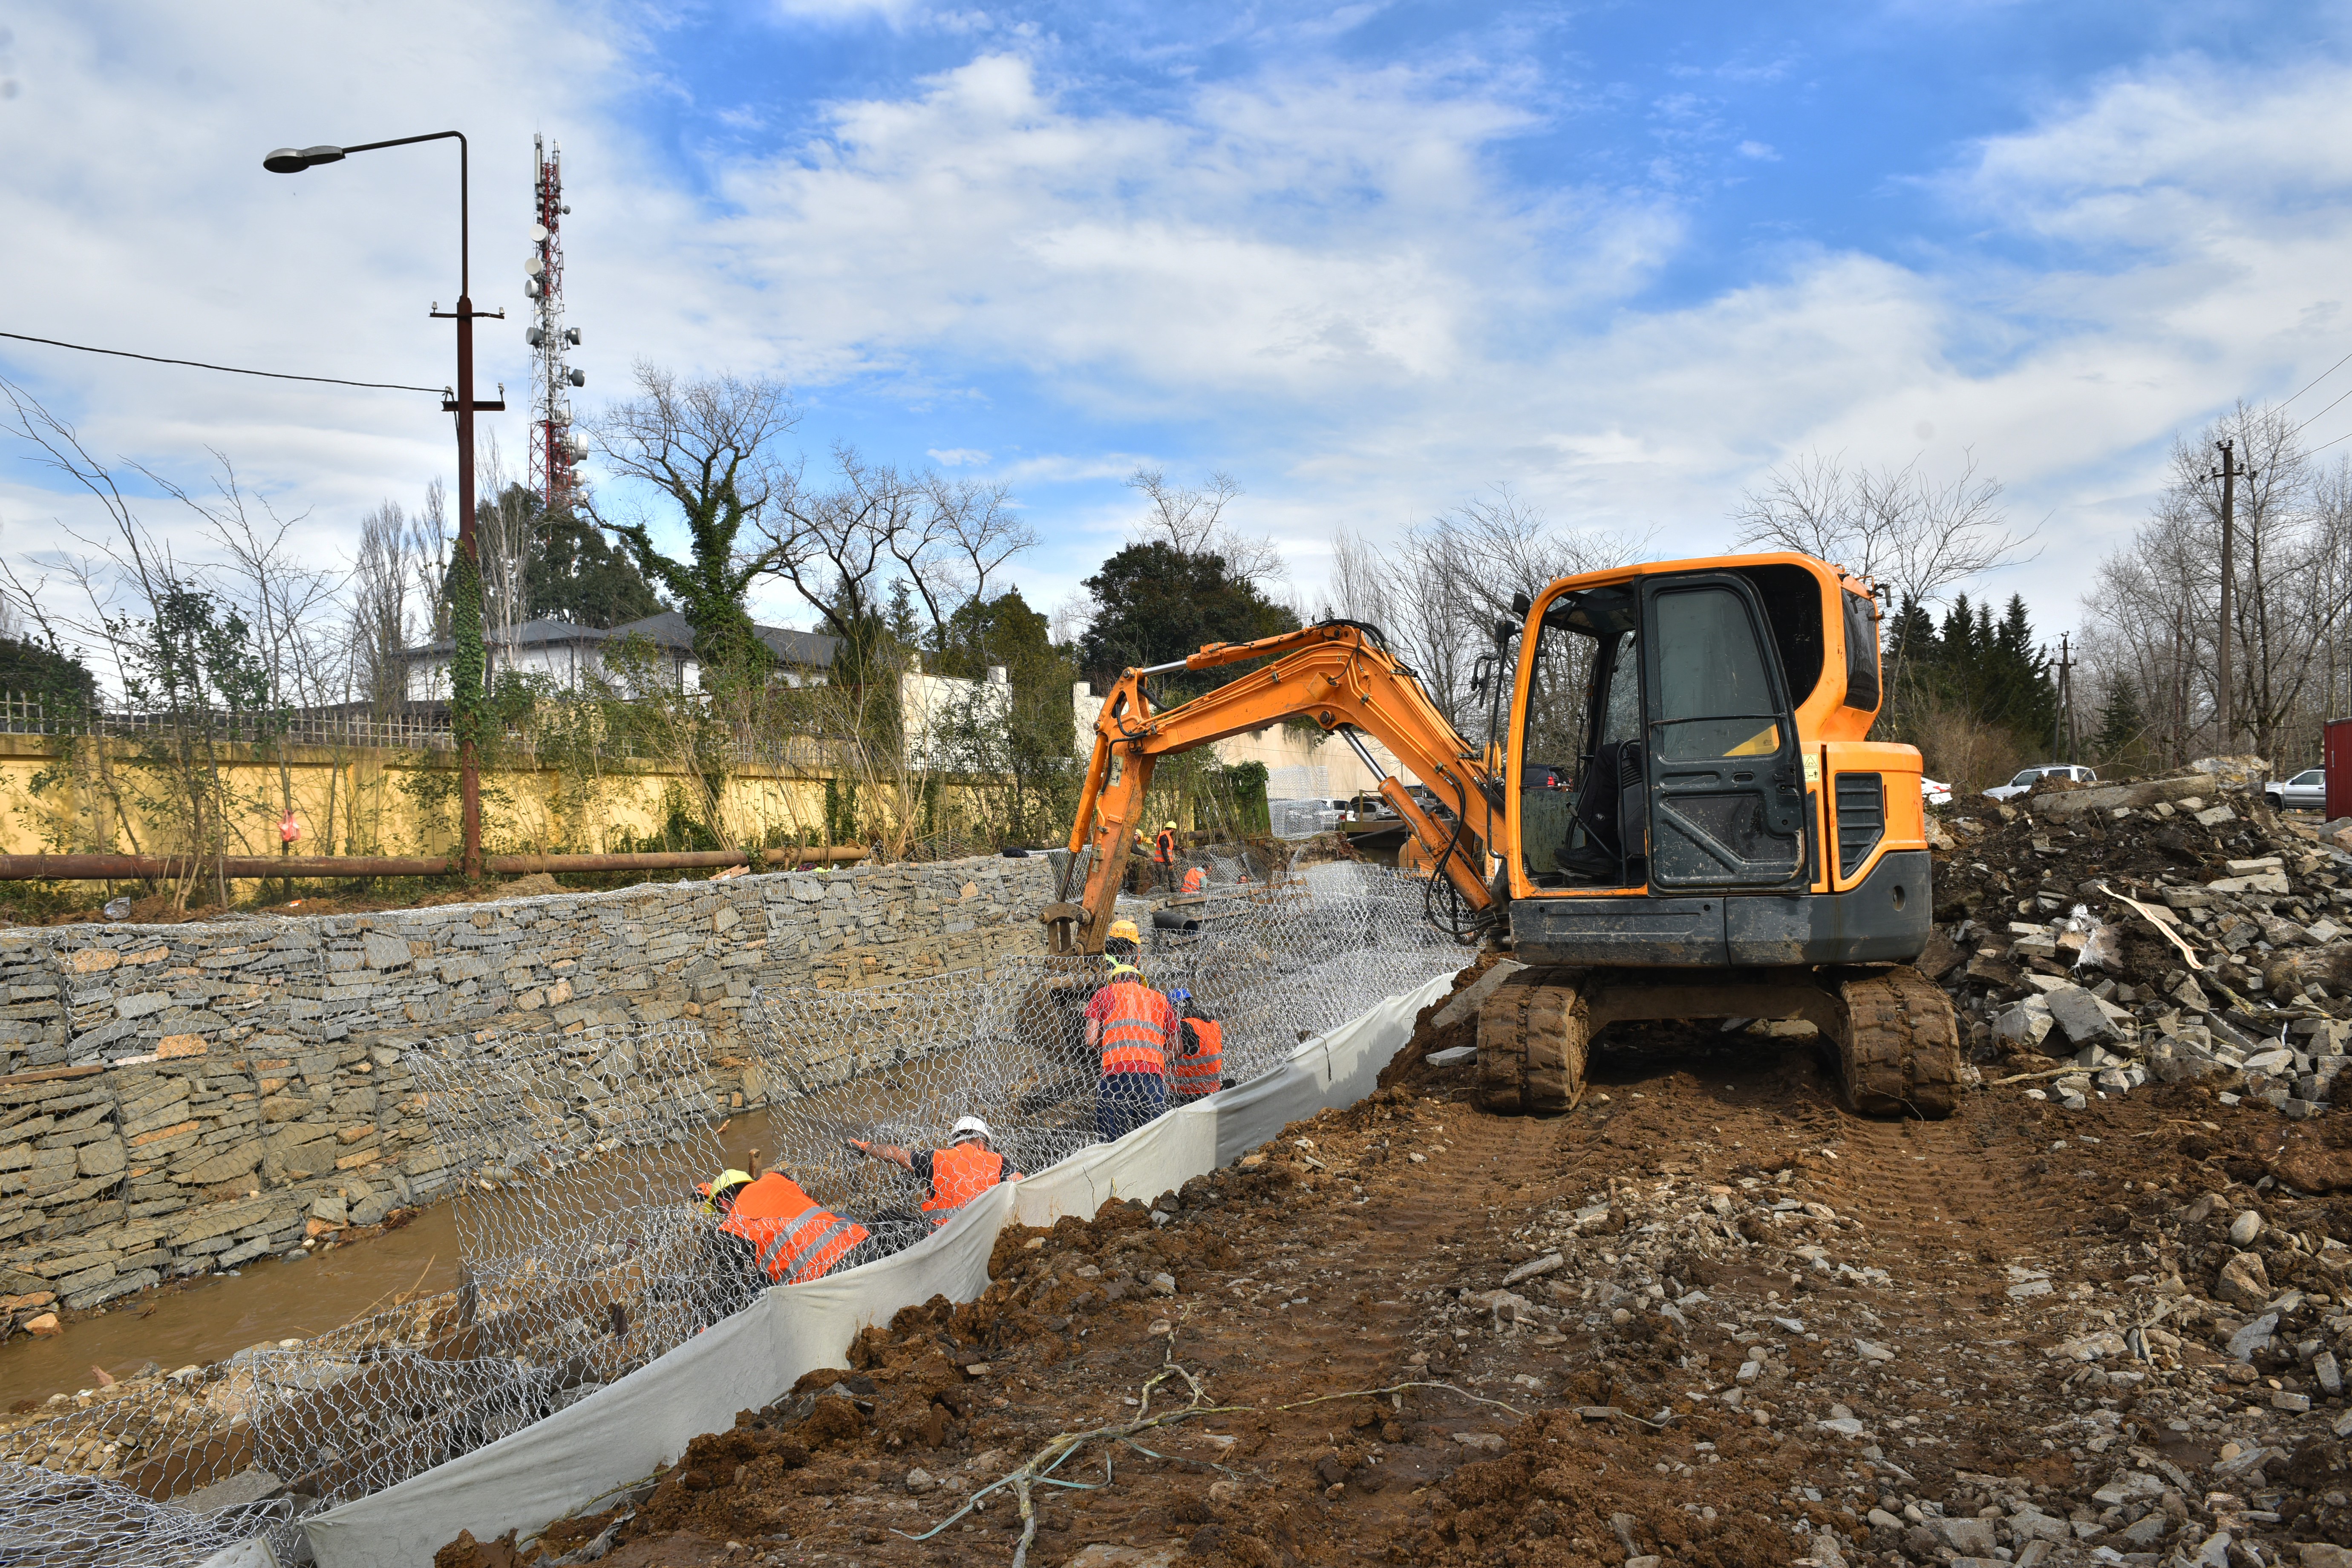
[1049,623,1496,954]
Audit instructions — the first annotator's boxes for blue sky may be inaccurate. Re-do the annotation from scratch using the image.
[3,0,2351,649]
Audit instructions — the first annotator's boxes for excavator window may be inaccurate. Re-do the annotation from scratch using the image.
[1520,620,1642,888]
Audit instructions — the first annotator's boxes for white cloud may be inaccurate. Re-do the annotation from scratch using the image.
[6,9,2352,660]
[1735,138,1779,160]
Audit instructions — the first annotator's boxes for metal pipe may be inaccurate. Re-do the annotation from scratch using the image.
[1339,726,1388,781]
[0,847,868,882]
[1135,659,1191,676]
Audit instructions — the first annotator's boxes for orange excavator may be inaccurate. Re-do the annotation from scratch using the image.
[1045,550,1961,1117]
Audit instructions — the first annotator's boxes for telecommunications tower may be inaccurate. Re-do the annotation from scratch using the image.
[524,134,586,514]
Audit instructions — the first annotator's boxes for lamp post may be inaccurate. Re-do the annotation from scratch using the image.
[263,134,503,878]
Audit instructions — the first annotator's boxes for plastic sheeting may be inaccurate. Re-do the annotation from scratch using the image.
[297,966,1460,1568]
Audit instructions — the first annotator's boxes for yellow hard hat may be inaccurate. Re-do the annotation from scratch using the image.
[698,1168,753,1210]
[1165,821,1177,829]
[1106,918,1140,943]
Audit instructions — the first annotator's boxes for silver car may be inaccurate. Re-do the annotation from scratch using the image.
[2266,768,2326,812]
[1983,763,2098,803]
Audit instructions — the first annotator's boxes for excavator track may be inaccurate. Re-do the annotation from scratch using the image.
[1475,966,1588,1115]
[1830,965,1962,1120]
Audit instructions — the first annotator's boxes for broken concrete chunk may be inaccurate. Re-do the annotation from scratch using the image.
[2044,984,2121,1045]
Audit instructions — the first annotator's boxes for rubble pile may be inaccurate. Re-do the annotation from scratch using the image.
[1928,771,2352,1120]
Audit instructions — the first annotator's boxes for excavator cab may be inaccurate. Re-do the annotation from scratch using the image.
[1050,550,1959,1121]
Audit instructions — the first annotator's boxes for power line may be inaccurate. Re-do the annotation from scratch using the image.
[2293,382,2352,437]
[0,330,444,393]
[2309,426,2352,457]
[2280,346,2352,412]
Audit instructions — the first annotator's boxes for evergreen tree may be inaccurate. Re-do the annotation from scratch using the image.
[527,503,663,628]
[2094,676,2146,769]
[1078,540,1300,698]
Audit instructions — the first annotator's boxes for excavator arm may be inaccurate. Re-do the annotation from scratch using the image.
[1046,622,1503,954]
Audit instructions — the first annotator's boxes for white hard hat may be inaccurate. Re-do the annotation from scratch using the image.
[949,1115,992,1145]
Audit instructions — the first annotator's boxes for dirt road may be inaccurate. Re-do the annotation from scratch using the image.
[447,989,2352,1568]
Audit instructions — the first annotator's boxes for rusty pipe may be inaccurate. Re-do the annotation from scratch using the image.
[0,846,868,881]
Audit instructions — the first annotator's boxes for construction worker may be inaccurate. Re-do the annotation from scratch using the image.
[847,1116,1021,1229]
[1166,987,1225,1104]
[1085,919,1174,1139]
[1182,865,1207,894]
[698,1168,870,1307]
[1154,820,1179,891]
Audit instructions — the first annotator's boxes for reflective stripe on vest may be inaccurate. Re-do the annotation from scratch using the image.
[1170,1017,1222,1094]
[1155,831,1174,864]
[723,1175,868,1285]
[921,1144,1007,1226]
[1097,978,1166,1077]
[1182,867,1205,892]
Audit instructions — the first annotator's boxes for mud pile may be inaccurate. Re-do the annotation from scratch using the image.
[1928,772,2352,1122]
[441,975,2351,1568]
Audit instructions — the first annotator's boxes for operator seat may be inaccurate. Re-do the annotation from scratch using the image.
[1554,738,1642,883]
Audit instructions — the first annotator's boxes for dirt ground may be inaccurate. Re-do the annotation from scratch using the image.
[439,975,2352,1568]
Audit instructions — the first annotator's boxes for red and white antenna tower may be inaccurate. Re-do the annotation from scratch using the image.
[525,133,585,515]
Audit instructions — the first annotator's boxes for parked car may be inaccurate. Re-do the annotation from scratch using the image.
[2266,768,2326,812]
[1921,777,1953,806]
[1983,763,2098,803]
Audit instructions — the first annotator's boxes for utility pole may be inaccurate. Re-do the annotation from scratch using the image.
[2211,438,2255,755]
[2053,632,2074,763]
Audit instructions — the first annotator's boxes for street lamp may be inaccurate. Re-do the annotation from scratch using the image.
[263,132,502,878]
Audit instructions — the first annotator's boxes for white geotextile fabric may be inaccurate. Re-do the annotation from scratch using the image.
[297,966,1461,1568]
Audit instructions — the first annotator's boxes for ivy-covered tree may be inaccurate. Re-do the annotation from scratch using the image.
[527,506,663,628]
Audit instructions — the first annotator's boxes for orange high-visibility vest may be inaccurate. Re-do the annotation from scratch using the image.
[1155,829,1176,865]
[1170,1017,1222,1096]
[921,1144,1011,1227]
[1182,866,1205,893]
[720,1173,868,1285]
[1096,974,1168,1078]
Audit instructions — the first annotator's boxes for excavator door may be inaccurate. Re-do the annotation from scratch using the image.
[1636,574,1807,889]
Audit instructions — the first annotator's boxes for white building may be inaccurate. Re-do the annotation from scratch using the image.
[403,612,843,701]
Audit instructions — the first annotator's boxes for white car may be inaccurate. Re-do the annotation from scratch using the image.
[1984,763,2098,803]
[2266,768,2326,812]
[1921,777,1953,806]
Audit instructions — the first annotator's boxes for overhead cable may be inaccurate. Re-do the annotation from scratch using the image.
[2279,346,2352,412]
[0,330,444,393]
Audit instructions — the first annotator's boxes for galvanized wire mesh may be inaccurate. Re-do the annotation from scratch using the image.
[0,863,1455,1566]
[749,861,1461,1249]
[0,1461,295,1568]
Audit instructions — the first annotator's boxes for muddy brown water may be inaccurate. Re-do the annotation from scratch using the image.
[0,1109,809,1407]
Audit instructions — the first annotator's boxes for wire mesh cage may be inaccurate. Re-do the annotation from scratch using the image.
[0,861,1461,1567]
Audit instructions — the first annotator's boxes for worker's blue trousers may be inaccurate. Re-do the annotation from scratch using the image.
[1096,1072,1166,1142]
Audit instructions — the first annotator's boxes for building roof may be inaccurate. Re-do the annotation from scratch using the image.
[406,612,843,668]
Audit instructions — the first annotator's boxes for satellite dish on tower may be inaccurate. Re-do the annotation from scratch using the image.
[531,223,550,243]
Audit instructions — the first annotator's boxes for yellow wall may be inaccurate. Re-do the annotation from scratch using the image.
[0,733,856,862]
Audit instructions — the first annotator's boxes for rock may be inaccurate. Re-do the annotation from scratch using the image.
[904,1467,936,1493]
[2192,1531,2234,1568]
[2226,1311,2280,1361]
[1148,1272,1176,1296]
[1450,1432,1505,1451]
[2113,1514,2170,1550]
[1867,1508,1904,1533]
[1818,1417,1865,1437]
[2216,1253,2272,1310]
[1932,1518,1999,1556]
[2015,1542,2053,1568]
[24,1311,61,1336]
[2009,1511,2070,1545]
[2228,1210,2264,1245]
[1853,1339,1895,1363]
[2272,1389,2311,1412]
[2315,1350,2342,1396]
[1502,1253,1564,1286]
[2091,1473,2163,1506]
[2298,1547,2352,1568]
[2045,984,2121,1045]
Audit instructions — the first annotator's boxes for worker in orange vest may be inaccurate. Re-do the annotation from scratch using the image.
[1165,987,1225,1104]
[698,1168,870,1306]
[1181,865,1206,894]
[1153,821,1179,891]
[1084,919,1174,1140]
[848,1116,1021,1229]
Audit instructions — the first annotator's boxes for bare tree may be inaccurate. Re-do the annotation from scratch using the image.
[586,363,801,677]
[1127,467,1286,588]
[1327,486,1649,738]
[2084,404,2352,767]
[1732,448,2035,709]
